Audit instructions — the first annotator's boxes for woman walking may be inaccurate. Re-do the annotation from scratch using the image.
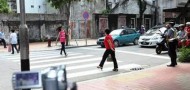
[10,29,19,54]
[56,26,67,56]
[97,29,118,71]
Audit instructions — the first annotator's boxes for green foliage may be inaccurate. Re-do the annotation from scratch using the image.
[47,0,92,9]
[101,9,111,15]
[0,0,10,13]
[178,47,190,62]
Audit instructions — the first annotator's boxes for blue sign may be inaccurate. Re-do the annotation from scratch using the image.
[83,11,89,20]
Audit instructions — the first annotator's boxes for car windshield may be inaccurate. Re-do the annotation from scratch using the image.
[110,29,123,36]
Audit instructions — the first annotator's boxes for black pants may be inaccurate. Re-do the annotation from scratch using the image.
[168,41,177,65]
[0,38,6,48]
[11,44,18,54]
[17,40,20,51]
[99,49,118,69]
[60,42,67,55]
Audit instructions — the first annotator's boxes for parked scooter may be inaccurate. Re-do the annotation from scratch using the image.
[155,34,168,54]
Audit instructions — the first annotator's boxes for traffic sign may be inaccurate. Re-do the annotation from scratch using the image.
[83,11,89,20]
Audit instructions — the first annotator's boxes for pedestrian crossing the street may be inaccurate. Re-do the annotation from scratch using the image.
[1,50,144,82]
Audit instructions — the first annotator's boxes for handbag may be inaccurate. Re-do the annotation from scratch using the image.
[107,54,112,62]
[8,44,11,52]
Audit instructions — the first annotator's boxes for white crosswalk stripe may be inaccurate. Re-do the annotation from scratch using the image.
[2,50,143,81]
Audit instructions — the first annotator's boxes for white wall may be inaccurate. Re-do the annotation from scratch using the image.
[16,0,58,14]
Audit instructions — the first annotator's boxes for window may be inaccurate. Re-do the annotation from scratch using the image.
[121,30,127,35]
[31,5,34,8]
[130,18,136,28]
[128,29,135,34]
[145,18,151,30]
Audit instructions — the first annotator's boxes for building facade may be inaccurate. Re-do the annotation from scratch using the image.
[70,0,157,39]
[8,0,58,14]
[158,0,190,23]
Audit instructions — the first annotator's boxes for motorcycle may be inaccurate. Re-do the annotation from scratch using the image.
[155,34,168,54]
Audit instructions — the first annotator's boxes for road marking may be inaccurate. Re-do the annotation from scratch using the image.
[117,50,169,59]
[80,47,169,59]
[67,64,142,78]
[12,53,82,61]
[31,57,102,69]
[30,55,94,64]
[66,61,122,70]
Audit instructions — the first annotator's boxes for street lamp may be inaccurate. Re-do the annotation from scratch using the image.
[19,0,30,74]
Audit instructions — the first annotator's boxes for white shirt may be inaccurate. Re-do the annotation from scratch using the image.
[10,33,18,44]
[0,32,5,39]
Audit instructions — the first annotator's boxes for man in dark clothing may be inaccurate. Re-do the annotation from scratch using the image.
[165,22,178,67]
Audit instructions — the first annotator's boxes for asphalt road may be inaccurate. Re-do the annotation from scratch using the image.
[63,44,170,82]
[0,44,170,87]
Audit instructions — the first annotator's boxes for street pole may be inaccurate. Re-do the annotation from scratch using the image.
[85,19,87,46]
[19,1,30,90]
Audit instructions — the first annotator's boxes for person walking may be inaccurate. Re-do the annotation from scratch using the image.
[17,30,20,51]
[165,22,178,67]
[56,26,67,56]
[140,25,145,35]
[97,29,118,71]
[0,30,7,48]
[9,29,19,54]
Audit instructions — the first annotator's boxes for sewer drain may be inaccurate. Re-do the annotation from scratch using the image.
[130,67,144,71]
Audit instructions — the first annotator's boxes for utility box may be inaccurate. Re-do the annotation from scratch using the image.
[41,65,77,90]
[12,71,42,90]
[12,65,77,90]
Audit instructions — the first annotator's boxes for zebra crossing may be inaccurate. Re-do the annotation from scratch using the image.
[2,50,143,82]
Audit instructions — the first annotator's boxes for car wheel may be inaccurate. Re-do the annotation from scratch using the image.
[156,46,162,54]
[114,40,119,47]
[133,38,138,45]
[101,45,105,48]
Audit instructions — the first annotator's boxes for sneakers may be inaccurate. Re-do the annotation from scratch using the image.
[65,53,68,57]
[97,66,103,70]
[112,68,118,71]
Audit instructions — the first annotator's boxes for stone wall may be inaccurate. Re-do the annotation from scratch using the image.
[0,14,66,42]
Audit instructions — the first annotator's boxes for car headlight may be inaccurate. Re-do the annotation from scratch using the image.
[151,37,158,40]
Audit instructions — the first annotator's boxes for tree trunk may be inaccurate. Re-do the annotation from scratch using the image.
[66,9,70,46]
[138,0,146,29]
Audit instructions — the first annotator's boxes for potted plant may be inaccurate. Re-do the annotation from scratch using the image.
[178,47,190,62]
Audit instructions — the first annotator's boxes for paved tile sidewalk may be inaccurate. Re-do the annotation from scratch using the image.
[78,63,190,90]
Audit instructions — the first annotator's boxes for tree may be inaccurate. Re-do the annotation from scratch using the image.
[137,0,147,29]
[48,0,92,46]
[0,0,10,13]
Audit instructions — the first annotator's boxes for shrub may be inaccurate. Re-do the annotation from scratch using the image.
[178,47,190,62]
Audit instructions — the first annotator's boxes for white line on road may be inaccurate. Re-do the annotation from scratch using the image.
[80,47,169,59]
[31,57,102,69]
[12,53,82,62]
[66,61,122,70]
[67,64,142,78]
[30,55,94,64]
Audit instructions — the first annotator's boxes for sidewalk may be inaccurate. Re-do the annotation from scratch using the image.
[0,39,97,52]
[77,63,190,90]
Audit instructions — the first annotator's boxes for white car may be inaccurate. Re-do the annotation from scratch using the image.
[138,26,167,47]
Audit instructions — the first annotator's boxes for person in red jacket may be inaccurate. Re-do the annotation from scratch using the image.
[56,26,67,56]
[97,29,118,71]
[185,22,190,39]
